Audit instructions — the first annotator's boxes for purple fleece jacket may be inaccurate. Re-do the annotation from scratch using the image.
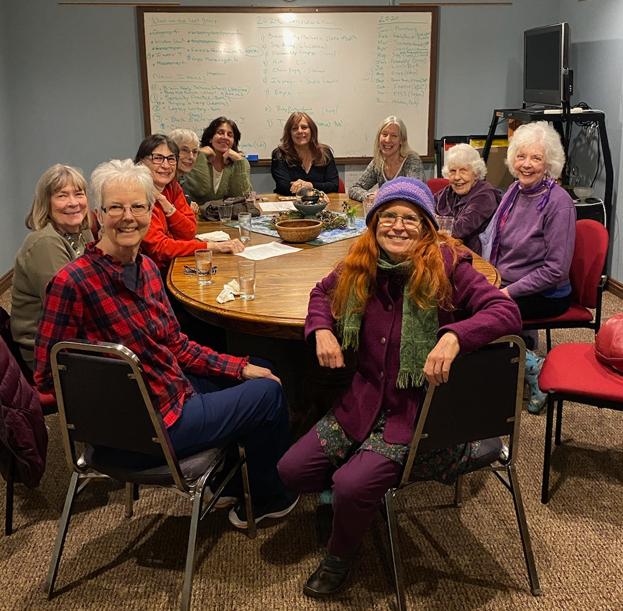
[305,249,522,444]
[494,183,576,298]
[434,180,501,254]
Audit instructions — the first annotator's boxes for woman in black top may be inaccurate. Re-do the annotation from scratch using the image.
[271,112,339,195]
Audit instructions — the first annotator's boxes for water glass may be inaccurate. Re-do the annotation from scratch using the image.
[237,260,256,300]
[218,203,233,222]
[244,190,257,206]
[363,193,376,217]
[238,212,252,243]
[194,249,213,286]
[436,215,454,237]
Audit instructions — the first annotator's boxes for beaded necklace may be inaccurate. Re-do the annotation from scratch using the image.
[61,231,86,256]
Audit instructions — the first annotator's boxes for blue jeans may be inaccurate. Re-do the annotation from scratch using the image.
[167,359,290,501]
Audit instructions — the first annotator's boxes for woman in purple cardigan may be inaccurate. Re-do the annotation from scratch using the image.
[434,143,501,254]
[277,178,521,598]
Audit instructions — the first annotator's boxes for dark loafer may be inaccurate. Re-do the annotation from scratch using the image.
[303,554,352,597]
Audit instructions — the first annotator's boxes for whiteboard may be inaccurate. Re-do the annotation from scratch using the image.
[138,7,438,162]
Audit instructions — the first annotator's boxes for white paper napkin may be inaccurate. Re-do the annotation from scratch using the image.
[196,230,231,242]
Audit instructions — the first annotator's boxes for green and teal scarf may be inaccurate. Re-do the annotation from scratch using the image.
[338,258,439,388]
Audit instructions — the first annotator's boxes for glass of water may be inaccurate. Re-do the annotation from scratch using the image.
[238,212,252,243]
[237,260,256,300]
[194,249,213,286]
[218,204,233,222]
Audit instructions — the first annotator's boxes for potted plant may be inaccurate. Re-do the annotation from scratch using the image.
[342,201,358,229]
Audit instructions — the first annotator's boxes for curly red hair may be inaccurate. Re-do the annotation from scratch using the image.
[330,205,460,320]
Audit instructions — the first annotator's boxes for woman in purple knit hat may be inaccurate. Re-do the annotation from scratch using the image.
[277,177,521,598]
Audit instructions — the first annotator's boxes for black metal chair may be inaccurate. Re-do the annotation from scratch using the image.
[46,340,256,611]
[384,336,541,610]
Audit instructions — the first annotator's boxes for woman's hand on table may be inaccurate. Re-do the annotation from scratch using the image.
[189,201,200,214]
[241,363,282,385]
[423,331,460,386]
[315,329,345,368]
[208,239,245,254]
[290,179,313,194]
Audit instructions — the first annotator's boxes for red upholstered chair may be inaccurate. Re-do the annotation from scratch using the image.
[538,343,623,503]
[426,177,450,195]
[523,220,609,352]
[338,177,346,194]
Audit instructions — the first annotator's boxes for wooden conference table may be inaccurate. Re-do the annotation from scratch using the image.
[167,194,500,438]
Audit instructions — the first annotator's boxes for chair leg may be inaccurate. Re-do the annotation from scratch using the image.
[238,442,257,539]
[507,464,542,596]
[180,484,204,611]
[546,329,552,352]
[554,399,563,446]
[45,471,80,598]
[454,475,464,508]
[5,454,15,536]
[541,394,556,504]
[125,483,134,518]
[385,490,407,611]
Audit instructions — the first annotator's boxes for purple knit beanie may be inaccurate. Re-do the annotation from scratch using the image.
[366,177,438,229]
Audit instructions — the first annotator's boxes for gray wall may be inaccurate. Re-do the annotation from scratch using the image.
[5,0,619,281]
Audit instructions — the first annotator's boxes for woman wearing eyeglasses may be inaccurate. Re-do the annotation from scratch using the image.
[168,128,201,214]
[277,178,521,597]
[11,164,94,370]
[183,117,253,205]
[135,134,244,272]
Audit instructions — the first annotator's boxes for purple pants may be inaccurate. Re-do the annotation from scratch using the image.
[277,426,402,557]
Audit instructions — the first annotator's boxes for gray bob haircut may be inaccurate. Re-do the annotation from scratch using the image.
[26,164,89,231]
[89,159,155,211]
[168,128,200,149]
[441,143,488,180]
[372,116,418,172]
[506,121,565,180]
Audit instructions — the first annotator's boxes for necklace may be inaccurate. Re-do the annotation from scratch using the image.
[62,231,86,255]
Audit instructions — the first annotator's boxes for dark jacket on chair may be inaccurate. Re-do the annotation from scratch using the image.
[0,335,48,488]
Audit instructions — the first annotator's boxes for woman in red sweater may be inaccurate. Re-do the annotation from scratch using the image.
[135,134,244,272]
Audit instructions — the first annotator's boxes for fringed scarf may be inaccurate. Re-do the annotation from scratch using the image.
[338,258,438,388]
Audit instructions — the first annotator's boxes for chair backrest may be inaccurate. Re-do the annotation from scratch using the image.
[338,176,346,194]
[0,307,34,386]
[50,340,186,488]
[401,336,525,486]
[569,219,609,308]
[426,178,450,195]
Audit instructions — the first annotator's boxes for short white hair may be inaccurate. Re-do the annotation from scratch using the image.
[90,159,155,211]
[168,128,200,149]
[441,143,487,180]
[506,121,565,180]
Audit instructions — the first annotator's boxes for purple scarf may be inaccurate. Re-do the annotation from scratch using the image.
[489,178,556,266]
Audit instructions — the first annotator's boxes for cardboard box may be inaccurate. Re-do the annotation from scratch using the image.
[474,145,514,190]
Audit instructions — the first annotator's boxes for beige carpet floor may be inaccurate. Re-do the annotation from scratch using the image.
[1,290,622,611]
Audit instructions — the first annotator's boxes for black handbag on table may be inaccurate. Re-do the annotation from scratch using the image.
[199,196,261,221]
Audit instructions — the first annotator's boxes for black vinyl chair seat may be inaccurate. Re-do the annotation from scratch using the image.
[85,445,222,487]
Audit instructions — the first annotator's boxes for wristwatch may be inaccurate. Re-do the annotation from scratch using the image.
[165,206,176,217]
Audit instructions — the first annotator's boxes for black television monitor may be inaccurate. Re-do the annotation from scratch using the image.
[523,23,571,107]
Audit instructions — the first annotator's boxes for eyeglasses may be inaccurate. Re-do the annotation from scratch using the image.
[180,147,199,157]
[149,154,177,165]
[377,211,423,230]
[101,203,152,218]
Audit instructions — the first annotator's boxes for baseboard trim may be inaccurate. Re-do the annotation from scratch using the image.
[606,277,623,300]
[0,269,13,295]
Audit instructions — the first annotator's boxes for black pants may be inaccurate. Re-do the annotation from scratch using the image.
[514,293,572,321]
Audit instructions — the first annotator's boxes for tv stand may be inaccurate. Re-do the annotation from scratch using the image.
[482,107,614,268]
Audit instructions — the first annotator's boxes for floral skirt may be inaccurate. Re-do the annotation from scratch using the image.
[316,409,482,485]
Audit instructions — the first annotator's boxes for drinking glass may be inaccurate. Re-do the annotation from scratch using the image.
[237,260,256,300]
[238,212,252,243]
[363,193,376,217]
[218,203,233,222]
[244,190,257,206]
[436,215,454,237]
[194,249,213,286]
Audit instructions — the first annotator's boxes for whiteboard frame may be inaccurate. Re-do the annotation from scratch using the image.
[137,5,439,164]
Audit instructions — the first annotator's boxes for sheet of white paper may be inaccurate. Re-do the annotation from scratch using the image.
[258,201,297,213]
[235,242,302,261]
[196,230,231,242]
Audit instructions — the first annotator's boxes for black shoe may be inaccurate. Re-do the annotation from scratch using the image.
[228,490,299,529]
[304,554,353,597]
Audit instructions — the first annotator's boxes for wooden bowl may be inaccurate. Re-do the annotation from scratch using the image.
[275,219,323,243]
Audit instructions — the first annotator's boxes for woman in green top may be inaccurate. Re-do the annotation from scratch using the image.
[11,164,94,368]
[183,117,253,205]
